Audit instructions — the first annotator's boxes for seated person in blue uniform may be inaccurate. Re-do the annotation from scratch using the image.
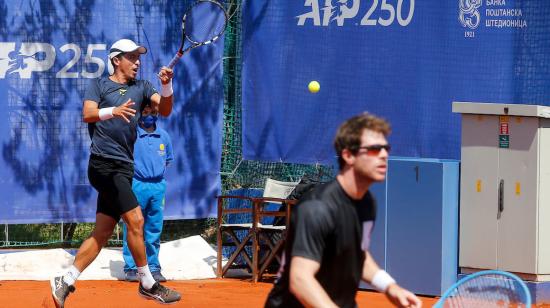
[123,103,174,282]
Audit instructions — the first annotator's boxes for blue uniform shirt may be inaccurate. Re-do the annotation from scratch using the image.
[84,77,157,163]
[133,125,173,182]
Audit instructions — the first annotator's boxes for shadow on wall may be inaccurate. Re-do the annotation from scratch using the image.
[156,1,223,218]
[1,0,104,221]
[0,0,224,222]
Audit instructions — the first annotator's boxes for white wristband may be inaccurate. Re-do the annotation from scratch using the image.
[371,270,396,293]
[160,80,173,97]
[98,107,115,121]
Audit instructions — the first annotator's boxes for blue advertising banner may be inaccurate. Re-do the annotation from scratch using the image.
[241,0,550,163]
[0,0,223,223]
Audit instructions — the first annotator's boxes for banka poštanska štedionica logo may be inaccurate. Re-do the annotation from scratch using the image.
[459,0,482,29]
[459,0,528,38]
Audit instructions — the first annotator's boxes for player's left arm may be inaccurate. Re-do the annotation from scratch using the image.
[151,67,174,117]
[362,251,422,308]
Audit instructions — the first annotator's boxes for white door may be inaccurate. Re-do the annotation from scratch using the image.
[497,116,538,273]
[459,114,499,269]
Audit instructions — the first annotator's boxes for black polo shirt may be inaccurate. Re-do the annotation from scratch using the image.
[84,77,157,163]
[265,180,377,308]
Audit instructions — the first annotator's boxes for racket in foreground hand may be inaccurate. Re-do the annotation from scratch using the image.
[434,270,531,308]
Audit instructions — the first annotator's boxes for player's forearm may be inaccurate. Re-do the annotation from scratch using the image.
[157,77,174,117]
[289,274,337,308]
[361,251,381,283]
[82,105,102,123]
[159,95,173,117]
[362,251,398,294]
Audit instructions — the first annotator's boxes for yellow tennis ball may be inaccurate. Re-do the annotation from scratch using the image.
[308,81,320,93]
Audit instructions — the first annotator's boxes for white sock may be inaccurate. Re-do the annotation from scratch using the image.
[63,265,81,286]
[137,265,156,289]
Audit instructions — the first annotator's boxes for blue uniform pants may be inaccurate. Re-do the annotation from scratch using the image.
[123,179,166,273]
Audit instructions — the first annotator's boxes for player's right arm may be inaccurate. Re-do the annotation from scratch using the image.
[82,99,136,123]
[151,67,174,117]
[362,251,422,308]
[289,256,337,308]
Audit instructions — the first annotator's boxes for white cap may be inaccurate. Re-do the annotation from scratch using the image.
[107,39,147,75]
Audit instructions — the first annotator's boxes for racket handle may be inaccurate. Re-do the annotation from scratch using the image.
[168,52,183,69]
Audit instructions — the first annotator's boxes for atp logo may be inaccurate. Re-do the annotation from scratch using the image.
[0,43,55,78]
[459,0,482,29]
[0,42,106,79]
[297,0,360,26]
[119,88,127,96]
[297,0,415,27]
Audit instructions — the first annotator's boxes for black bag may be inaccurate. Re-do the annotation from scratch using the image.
[287,174,324,201]
[272,175,325,226]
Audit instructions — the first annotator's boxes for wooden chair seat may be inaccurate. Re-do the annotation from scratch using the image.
[220,223,253,228]
[257,223,286,230]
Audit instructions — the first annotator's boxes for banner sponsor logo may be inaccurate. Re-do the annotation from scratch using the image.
[459,0,482,30]
[459,0,528,39]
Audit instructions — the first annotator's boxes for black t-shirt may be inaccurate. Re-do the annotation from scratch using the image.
[84,77,157,163]
[265,180,377,308]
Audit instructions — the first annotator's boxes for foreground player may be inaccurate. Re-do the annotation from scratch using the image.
[50,39,181,307]
[265,113,422,308]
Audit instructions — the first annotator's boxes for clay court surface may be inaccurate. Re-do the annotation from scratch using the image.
[0,278,439,307]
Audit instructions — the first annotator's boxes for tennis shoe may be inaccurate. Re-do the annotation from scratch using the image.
[139,282,181,304]
[50,276,75,308]
[152,271,167,282]
[125,269,139,282]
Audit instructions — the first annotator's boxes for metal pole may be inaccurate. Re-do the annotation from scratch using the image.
[5,224,8,245]
[60,222,64,243]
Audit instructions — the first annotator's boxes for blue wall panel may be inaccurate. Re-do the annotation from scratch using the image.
[362,158,459,296]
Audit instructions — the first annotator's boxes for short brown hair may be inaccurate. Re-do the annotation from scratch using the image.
[333,112,391,168]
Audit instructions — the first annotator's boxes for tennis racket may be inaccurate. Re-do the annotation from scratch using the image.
[167,0,229,68]
[434,270,531,308]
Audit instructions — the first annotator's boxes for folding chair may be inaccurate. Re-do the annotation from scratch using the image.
[252,179,298,281]
[216,191,257,280]
[217,179,298,282]
[252,196,297,282]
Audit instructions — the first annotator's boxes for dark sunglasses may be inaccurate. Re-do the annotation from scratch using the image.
[357,144,391,154]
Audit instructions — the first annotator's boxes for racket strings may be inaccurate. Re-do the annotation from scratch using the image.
[443,274,529,307]
[185,2,227,43]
